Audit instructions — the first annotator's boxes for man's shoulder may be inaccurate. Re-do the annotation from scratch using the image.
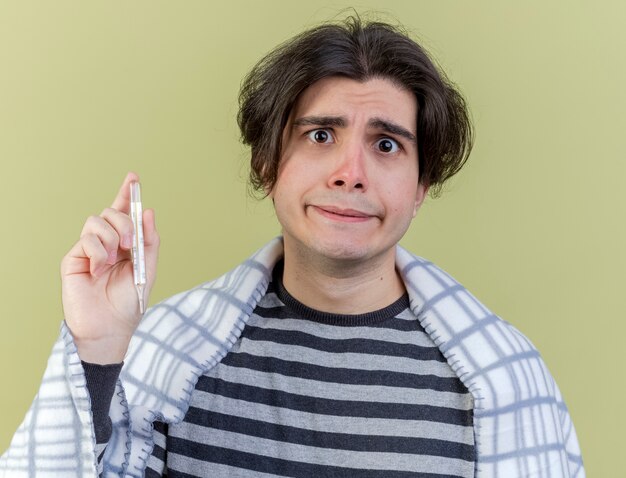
[397,244,540,351]
[397,245,557,406]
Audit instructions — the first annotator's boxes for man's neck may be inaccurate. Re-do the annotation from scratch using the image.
[281,245,406,315]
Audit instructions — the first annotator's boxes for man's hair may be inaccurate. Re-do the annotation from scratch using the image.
[238,16,473,197]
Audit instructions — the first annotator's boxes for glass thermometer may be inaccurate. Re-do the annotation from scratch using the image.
[130,181,146,314]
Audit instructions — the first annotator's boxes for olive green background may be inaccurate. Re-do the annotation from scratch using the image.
[1,1,623,475]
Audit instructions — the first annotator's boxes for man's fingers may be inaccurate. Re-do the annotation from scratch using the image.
[62,173,157,288]
[80,215,122,263]
[63,234,109,277]
[100,207,134,251]
[110,172,140,213]
[61,240,91,276]
[82,234,111,276]
[143,208,159,248]
[143,208,160,288]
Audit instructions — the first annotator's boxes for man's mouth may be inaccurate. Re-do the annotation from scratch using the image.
[310,205,376,222]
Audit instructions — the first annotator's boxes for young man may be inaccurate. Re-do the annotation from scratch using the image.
[0,18,584,478]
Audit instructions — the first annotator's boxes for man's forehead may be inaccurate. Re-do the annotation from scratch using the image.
[289,76,417,130]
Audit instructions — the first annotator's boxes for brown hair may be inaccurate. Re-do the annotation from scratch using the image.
[238,16,473,197]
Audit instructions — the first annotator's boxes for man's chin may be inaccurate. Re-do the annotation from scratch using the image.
[283,231,394,263]
[306,240,379,266]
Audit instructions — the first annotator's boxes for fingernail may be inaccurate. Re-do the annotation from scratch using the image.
[93,265,105,277]
[122,234,133,249]
[107,250,117,265]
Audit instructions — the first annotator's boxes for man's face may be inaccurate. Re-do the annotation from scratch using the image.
[270,76,427,267]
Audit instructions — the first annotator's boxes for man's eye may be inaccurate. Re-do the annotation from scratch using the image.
[307,129,333,144]
[376,138,399,153]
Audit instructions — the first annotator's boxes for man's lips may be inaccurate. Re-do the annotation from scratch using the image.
[309,205,378,222]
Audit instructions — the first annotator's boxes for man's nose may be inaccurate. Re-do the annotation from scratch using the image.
[327,143,369,191]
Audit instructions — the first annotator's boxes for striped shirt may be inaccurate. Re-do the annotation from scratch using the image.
[2,239,584,477]
[143,261,475,477]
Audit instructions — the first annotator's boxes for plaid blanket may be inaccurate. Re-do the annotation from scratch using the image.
[0,237,584,477]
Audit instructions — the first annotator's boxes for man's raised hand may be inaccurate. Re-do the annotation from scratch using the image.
[61,172,160,364]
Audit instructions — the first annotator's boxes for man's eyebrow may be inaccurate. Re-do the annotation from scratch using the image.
[369,118,417,144]
[292,115,417,144]
[292,116,346,128]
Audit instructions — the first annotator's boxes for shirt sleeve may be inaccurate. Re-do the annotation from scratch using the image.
[82,361,123,444]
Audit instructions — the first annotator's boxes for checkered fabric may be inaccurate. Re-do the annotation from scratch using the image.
[0,237,584,477]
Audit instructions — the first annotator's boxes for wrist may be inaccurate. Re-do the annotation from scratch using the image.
[73,336,132,364]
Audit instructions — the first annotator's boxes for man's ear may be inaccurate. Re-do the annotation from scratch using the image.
[412,182,429,217]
